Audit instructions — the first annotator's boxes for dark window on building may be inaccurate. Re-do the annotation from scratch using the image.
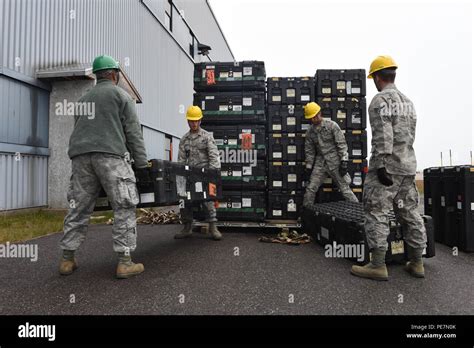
[189,31,196,58]
[165,135,172,161]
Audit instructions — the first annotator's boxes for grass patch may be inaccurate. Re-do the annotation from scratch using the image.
[0,210,66,243]
[0,209,116,244]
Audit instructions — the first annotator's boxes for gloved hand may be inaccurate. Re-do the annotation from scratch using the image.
[339,160,348,177]
[377,167,393,186]
[134,167,150,183]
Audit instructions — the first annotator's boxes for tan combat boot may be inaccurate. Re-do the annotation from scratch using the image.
[116,253,144,279]
[59,250,78,276]
[350,249,388,281]
[405,245,425,278]
[174,222,193,239]
[209,222,222,241]
[59,258,78,276]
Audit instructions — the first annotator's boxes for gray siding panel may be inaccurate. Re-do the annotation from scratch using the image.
[174,0,234,61]
[142,127,166,160]
[1,0,232,139]
[0,154,48,210]
[0,0,233,209]
[0,75,49,147]
[172,136,180,162]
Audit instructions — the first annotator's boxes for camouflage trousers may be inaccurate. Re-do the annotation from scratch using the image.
[60,153,139,253]
[363,170,427,251]
[180,201,217,224]
[303,163,358,207]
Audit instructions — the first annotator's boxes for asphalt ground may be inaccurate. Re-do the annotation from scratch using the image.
[0,222,473,315]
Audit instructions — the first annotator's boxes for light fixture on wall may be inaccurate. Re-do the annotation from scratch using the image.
[198,43,212,56]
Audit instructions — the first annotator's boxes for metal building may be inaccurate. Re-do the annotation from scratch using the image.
[0,0,234,210]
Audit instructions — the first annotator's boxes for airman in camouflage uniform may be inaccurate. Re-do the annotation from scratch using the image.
[175,106,222,240]
[351,56,427,281]
[59,55,148,279]
[303,102,358,208]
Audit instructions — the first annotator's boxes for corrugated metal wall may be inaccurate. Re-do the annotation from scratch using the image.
[174,0,234,62]
[0,0,233,210]
[0,75,50,210]
[142,126,166,160]
[172,137,180,162]
[0,75,49,147]
[142,127,180,162]
[0,154,48,210]
[0,0,233,138]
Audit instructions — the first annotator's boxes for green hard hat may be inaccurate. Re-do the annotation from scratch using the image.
[92,55,120,73]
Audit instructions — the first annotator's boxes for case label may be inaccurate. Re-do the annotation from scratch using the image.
[288,202,297,212]
[242,198,252,207]
[287,145,297,154]
[321,227,329,240]
[346,81,352,94]
[301,95,310,101]
[391,240,405,255]
[195,182,203,193]
[140,193,155,203]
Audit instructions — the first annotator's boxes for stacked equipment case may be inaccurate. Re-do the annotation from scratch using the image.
[266,77,315,220]
[302,201,436,263]
[194,61,267,221]
[314,69,368,203]
[424,165,474,252]
[94,159,222,211]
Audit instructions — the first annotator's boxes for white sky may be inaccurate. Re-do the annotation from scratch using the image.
[209,0,474,171]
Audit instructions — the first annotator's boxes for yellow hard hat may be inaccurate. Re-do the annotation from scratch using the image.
[186,106,203,121]
[304,102,321,120]
[368,55,398,79]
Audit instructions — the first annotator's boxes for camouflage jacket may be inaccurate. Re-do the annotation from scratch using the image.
[368,83,417,175]
[178,127,221,169]
[305,119,349,171]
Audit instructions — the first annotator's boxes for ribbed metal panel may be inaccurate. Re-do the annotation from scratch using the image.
[172,136,180,162]
[0,75,49,147]
[142,127,166,160]
[174,0,234,61]
[1,0,233,137]
[0,154,48,210]
[0,0,233,209]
